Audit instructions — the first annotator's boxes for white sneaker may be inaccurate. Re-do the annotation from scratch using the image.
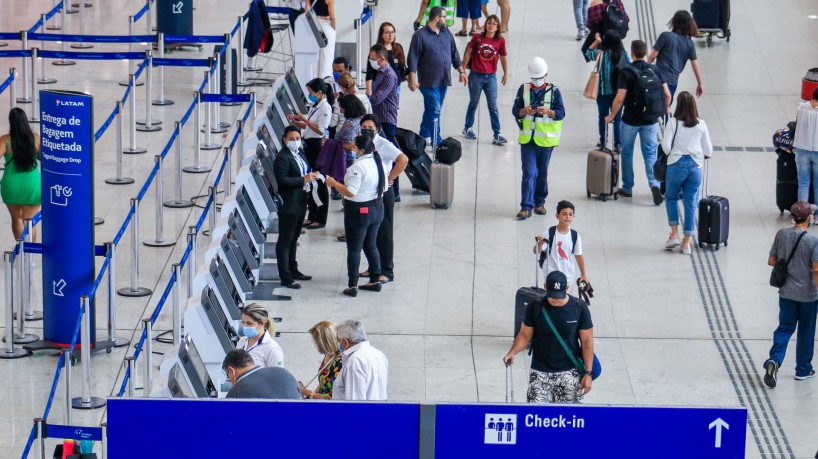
[681,244,692,255]
[575,28,584,41]
[664,234,681,250]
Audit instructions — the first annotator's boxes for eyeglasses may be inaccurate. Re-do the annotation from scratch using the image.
[486,21,499,26]
[383,30,395,34]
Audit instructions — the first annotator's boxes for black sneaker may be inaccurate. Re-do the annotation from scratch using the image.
[763,359,778,388]
[651,186,664,205]
[795,369,816,381]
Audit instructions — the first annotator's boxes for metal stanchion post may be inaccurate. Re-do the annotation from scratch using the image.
[117,199,152,297]
[14,239,37,344]
[355,19,363,89]
[186,227,195,299]
[207,186,217,238]
[142,318,153,395]
[136,51,161,131]
[251,91,257,127]
[234,120,243,175]
[54,5,77,66]
[213,51,229,131]
[101,422,107,459]
[38,15,57,84]
[105,242,129,347]
[119,17,139,84]
[224,147,232,196]
[72,296,106,409]
[63,348,72,424]
[23,219,41,321]
[47,0,62,30]
[17,32,31,104]
[9,69,16,110]
[0,252,27,359]
[125,356,135,397]
[123,74,147,154]
[165,122,193,207]
[152,33,173,106]
[201,68,220,150]
[145,0,152,36]
[144,155,174,247]
[29,48,40,123]
[184,91,211,173]
[172,263,182,347]
[35,418,46,459]
[105,101,135,184]
[70,0,92,49]
[237,16,249,87]
[222,33,240,106]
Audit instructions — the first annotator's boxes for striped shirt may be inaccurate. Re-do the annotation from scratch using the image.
[369,64,399,126]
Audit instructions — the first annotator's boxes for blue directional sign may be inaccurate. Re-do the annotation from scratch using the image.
[40,90,95,346]
[435,404,747,458]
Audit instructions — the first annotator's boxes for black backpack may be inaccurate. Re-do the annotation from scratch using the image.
[604,1,629,39]
[630,65,665,121]
[436,137,462,165]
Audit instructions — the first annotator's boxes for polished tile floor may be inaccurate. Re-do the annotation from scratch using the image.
[1,0,817,457]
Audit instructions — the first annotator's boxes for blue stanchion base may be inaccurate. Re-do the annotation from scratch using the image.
[37,77,58,85]
[152,99,174,106]
[24,311,43,321]
[46,24,61,31]
[70,43,94,50]
[164,199,194,208]
[143,239,176,248]
[0,42,7,48]
[135,123,162,133]
[72,396,106,410]
[117,286,152,297]
[105,177,135,185]
[123,146,147,155]
[95,217,104,225]
[200,142,221,151]
[182,165,211,173]
[53,60,76,66]
[0,348,29,359]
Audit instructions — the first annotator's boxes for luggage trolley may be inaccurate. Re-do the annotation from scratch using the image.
[691,0,731,47]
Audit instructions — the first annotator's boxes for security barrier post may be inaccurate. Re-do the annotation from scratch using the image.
[23,219,41,321]
[71,0,92,49]
[201,69,221,150]
[119,16,138,84]
[186,227,196,299]
[17,31,31,104]
[235,120,244,174]
[30,48,40,123]
[237,16,249,86]
[123,74,147,154]
[71,296,106,409]
[0,252,27,359]
[35,418,46,459]
[142,318,153,395]
[136,51,161,131]
[106,242,129,347]
[213,50,228,131]
[144,155,174,247]
[54,5,77,66]
[172,263,182,347]
[207,186,217,238]
[117,198,152,297]
[38,15,57,84]
[125,356,135,397]
[9,69,16,110]
[152,33,173,106]
[165,122,193,207]
[183,91,211,173]
[224,147,232,196]
[63,348,72,424]
[14,238,38,344]
[47,0,62,30]
[105,101,135,184]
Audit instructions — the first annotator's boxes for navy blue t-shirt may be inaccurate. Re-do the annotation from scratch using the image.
[523,295,592,372]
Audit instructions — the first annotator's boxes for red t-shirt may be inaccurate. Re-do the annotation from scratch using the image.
[467,34,506,75]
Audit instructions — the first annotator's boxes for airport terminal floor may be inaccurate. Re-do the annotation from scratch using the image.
[1,0,818,457]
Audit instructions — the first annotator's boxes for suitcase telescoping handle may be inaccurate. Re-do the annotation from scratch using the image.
[700,156,710,199]
[505,360,514,403]
[534,236,542,288]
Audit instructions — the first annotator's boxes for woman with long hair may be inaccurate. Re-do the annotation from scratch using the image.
[298,320,343,399]
[586,29,629,152]
[0,108,41,240]
[648,10,704,99]
[235,303,285,367]
[365,22,407,96]
[462,14,508,145]
[662,92,713,255]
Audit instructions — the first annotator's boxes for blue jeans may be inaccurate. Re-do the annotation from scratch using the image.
[419,86,448,144]
[664,156,702,235]
[769,297,818,377]
[795,148,818,203]
[595,93,622,148]
[572,0,589,28]
[465,72,501,136]
[520,143,553,210]
[620,122,660,193]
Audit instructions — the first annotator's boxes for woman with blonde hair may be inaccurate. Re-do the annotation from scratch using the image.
[235,303,284,368]
[299,320,343,399]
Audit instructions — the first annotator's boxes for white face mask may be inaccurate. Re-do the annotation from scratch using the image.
[287,140,301,152]
[369,58,381,70]
[531,78,546,88]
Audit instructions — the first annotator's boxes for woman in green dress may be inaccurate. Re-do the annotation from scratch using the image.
[0,108,41,240]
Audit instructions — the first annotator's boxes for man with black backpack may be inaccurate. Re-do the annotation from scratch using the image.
[605,39,671,205]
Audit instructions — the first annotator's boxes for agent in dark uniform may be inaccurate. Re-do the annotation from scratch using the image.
[273,126,316,289]
[326,136,386,297]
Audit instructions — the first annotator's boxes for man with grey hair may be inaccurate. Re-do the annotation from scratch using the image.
[333,320,389,400]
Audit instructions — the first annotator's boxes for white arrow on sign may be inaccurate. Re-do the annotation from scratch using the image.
[708,418,729,448]
[53,279,67,297]
[172,1,183,13]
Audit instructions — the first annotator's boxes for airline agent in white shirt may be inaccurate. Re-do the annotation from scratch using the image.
[235,303,284,368]
[326,136,387,297]
[333,320,388,401]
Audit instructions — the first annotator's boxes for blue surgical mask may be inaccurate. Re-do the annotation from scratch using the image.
[308,94,318,103]
[242,326,259,339]
[333,72,342,81]
[337,342,343,353]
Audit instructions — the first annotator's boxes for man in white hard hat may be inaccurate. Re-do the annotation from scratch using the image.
[511,57,565,220]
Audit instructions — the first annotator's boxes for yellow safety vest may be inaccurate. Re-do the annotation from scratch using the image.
[518,84,563,148]
[421,0,455,27]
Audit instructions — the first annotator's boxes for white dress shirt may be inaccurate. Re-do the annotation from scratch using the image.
[303,99,332,140]
[795,102,818,152]
[236,331,284,368]
[333,341,388,401]
[373,133,401,169]
[344,153,388,202]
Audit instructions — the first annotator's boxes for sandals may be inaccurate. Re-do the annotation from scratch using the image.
[455,30,469,37]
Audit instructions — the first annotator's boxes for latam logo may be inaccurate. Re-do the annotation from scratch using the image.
[56,99,85,107]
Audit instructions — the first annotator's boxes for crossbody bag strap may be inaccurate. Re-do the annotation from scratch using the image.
[540,306,584,373]
[671,119,679,150]
[785,231,807,267]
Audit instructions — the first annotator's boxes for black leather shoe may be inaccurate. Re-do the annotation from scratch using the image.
[281,281,302,289]
[359,282,382,292]
[293,272,312,281]
[343,287,358,297]
[651,186,664,205]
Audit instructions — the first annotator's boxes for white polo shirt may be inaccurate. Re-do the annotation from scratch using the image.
[236,331,284,368]
[303,98,332,140]
[344,153,387,202]
[333,341,388,401]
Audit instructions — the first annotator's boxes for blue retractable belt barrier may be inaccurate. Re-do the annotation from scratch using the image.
[95,108,118,142]
[0,73,14,95]
[29,33,156,43]
[265,6,290,14]
[361,6,373,25]
[152,57,211,67]
[133,3,150,22]
[39,50,145,60]
[164,34,226,43]
[0,50,33,58]
[201,93,251,104]
[46,424,104,442]
[0,32,18,41]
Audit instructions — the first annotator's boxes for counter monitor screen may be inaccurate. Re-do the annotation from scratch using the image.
[266,104,288,142]
[178,335,217,398]
[276,84,298,120]
[209,257,243,319]
[237,186,265,234]
[285,67,308,114]
[168,362,196,398]
[256,124,275,155]
[250,162,277,210]
[201,286,239,353]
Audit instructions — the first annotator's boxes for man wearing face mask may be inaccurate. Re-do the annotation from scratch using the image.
[512,57,566,220]
[274,126,317,289]
[333,320,388,400]
[223,349,301,399]
[368,45,400,145]
[407,6,467,146]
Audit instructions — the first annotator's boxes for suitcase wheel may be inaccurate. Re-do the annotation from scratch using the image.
[602,196,607,202]
[706,35,713,47]
[723,241,727,247]
[698,242,704,249]
[586,189,591,198]
[614,193,618,200]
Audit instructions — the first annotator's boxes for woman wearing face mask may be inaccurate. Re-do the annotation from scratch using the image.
[236,303,284,368]
[288,78,334,230]
[326,135,387,297]
[298,320,343,399]
[273,126,316,289]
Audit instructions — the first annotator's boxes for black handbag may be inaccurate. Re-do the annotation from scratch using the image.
[770,231,806,288]
[653,119,678,182]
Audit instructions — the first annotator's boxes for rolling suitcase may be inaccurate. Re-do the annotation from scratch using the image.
[404,153,432,193]
[514,239,547,337]
[586,125,619,201]
[691,0,720,29]
[505,361,514,403]
[430,119,455,209]
[776,149,814,213]
[698,158,729,250]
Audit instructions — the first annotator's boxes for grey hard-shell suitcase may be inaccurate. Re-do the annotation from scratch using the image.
[586,125,619,201]
[430,119,454,209]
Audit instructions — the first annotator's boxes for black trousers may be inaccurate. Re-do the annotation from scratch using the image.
[275,209,306,284]
[381,122,401,198]
[303,138,329,225]
[368,187,395,279]
[344,199,384,287]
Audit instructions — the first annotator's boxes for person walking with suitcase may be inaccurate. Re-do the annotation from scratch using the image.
[661,92,713,255]
[762,201,818,387]
[605,39,671,205]
[585,30,629,153]
[794,87,818,204]
[512,57,565,220]
[462,15,509,146]
[503,270,595,403]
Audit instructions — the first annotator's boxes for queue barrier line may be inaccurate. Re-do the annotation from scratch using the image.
[94,104,119,143]
[0,71,14,95]
[133,1,151,23]
[29,33,156,44]
[39,50,145,60]
[0,50,33,58]
[0,33,17,41]
[152,57,211,68]
[162,34,227,44]
[27,0,64,34]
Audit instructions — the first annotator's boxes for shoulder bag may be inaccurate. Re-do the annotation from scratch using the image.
[583,51,602,100]
[770,231,807,288]
[541,305,601,380]
[653,118,678,182]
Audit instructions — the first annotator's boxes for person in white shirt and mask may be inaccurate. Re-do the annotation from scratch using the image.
[333,320,388,401]
[235,303,285,368]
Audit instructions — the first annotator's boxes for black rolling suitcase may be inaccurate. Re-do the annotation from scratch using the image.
[404,153,432,193]
[514,239,547,337]
[691,0,720,29]
[698,158,729,250]
[776,149,815,213]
